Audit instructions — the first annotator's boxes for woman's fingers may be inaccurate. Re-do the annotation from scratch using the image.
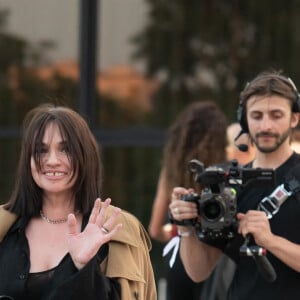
[102,223,123,239]
[67,213,78,236]
[89,198,101,224]
[99,206,122,233]
[88,197,122,235]
[95,198,111,227]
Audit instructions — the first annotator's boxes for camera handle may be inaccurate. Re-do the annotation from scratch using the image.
[239,234,277,282]
[239,234,266,257]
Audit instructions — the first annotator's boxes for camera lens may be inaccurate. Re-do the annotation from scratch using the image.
[202,200,222,221]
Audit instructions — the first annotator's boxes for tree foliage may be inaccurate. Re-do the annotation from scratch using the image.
[132,0,300,124]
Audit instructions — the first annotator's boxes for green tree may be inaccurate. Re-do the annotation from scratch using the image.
[132,0,300,124]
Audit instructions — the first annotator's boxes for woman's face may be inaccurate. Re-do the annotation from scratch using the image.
[31,122,76,197]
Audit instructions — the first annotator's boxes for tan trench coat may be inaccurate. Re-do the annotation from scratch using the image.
[0,205,157,300]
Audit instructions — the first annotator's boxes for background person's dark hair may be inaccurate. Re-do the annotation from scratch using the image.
[162,100,228,194]
[6,103,102,217]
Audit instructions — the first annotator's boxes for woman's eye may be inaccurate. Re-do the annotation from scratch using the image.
[61,146,69,153]
[39,147,48,154]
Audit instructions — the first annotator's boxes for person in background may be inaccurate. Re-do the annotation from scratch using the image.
[0,103,156,300]
[170,71,300,300]
[148,101,228,300]
[226,122,256,165]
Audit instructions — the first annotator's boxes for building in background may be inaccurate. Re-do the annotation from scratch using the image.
[0,0,147,72]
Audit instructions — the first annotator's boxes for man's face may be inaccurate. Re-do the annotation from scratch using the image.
[246,95,299,153]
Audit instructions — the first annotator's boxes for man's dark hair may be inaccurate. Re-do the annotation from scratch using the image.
[238,70,300,133]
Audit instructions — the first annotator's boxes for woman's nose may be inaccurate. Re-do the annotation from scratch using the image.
[45,150,60,164]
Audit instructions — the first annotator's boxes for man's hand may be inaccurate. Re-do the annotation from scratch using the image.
[237,210,274,248]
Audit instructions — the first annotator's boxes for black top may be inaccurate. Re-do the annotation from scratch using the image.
[0,215,121,300]
[207,152,300,300]
[26,265,57,299]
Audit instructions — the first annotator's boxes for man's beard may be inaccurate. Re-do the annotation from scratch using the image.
[250,128,291,153]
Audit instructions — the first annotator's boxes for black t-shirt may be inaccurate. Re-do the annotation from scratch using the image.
[207,152,300,300]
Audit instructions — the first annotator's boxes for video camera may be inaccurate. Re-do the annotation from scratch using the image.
[182,159,275,240]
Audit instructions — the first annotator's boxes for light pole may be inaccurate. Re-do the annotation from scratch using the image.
[79,0,99,129]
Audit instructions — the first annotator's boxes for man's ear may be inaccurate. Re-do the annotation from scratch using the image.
[291,112,300,129]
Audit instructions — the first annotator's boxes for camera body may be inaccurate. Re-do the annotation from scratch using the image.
[183,187,237,239]
[182,159,274,240]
